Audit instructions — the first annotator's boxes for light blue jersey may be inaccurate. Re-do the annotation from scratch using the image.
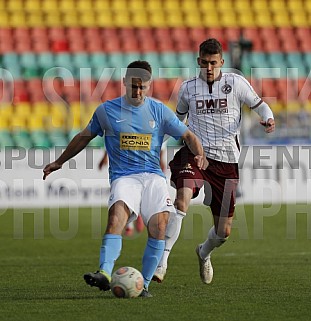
[88,96,188,182]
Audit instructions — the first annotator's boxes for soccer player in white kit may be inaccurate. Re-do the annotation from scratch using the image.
[43,61,205,297]
[153,38,275,284]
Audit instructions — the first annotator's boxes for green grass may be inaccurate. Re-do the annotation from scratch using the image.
[0,204,310,321]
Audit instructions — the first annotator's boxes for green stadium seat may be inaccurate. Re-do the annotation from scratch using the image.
[48,130,68,147]
[0,130,15,148]
[142,52,161,75]
[30,130,52,148]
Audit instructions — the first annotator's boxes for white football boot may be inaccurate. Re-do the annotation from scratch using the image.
[195,245,213,284]
[152,266,167,283]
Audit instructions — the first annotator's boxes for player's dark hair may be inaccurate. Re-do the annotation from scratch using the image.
[125,61,152,81]
[199,38,223,57]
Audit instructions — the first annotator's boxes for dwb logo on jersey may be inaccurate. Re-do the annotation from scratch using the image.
[120,133,151,150]
[196,99,228,115]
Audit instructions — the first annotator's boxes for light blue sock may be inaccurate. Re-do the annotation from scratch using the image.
[142,238,165,289]
[99,234,122,276]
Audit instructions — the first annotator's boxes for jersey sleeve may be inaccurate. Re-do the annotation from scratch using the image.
[162,104,188,140]
[238,76,263,109]
[176,81,189,121]
[87,107,104,137]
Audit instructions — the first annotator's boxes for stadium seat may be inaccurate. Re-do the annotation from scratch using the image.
[59,0,76,12]
[255,12,273,27]
[238,12,256,27]
[80,11,97,28]
[201,11,219,27]
[0,11,9,27]
[183,11,202,28]
[221,11,238,28]
[62,12,80,27]
[149,11,167,27]
[41,0,58,13]
[27,13,45,27]
[166,12,184,27]
[96,12,114,27]
[291,11,309,27]
[93,0,110,11]
[131,10,150,28]
[273,11,291,27]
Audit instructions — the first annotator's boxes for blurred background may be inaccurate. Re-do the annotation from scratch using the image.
[0,0,310,150]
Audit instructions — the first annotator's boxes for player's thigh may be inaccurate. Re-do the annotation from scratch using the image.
[140,174,174,226]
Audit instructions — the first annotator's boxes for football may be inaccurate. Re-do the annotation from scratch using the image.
[110,266,144,298]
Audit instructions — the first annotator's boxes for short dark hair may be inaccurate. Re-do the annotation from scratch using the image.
[125,61,152,81]
[199,38,223,57]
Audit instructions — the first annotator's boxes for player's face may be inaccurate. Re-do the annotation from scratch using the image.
[197,54,224,82]
[123,77,151,106]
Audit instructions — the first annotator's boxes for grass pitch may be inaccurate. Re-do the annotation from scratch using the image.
[0,204,310,321]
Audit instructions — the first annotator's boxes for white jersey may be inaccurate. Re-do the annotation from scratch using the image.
[176,72,263,163]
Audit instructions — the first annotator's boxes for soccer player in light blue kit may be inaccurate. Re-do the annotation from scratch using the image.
[43,61,206,297]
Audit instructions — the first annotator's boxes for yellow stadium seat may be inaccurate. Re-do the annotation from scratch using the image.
[24,0,41,12]
[306,1,311,13]
[217,0,234,12]
[238,11,256,27]
[184,11,203,27]
[7,0,23,11]
[286,102,302,113]
[111,0,128,11]
[252,0,269,13]
[255,12,273,27]
[93,0,110,11]
[149,11,167,27]
[63,12,79,27]
[269,0,286,13]
[113,10,132,27]
[234,0,251,13]
[28,12,45,27]
[221,11,238,27]
[0,0,5,10]
[199,0,216,11]
[59,0,76,13]
[128,0,146,11]
[28,115,45,130]
[41,0,59,13]
[270,102,284,114]
[45,12,62,27]
[80,11,97,27]
[131,10,150,27]
[10,11,27,27]
[32,102,50,116]
[181,0,198,12]
[291,11,309,27]
[15,103,32,117]
[0,11,9,27]
[287,0,304,12]
[303,101,311,112]
[163,0,180,12]
[96,12,114,27]
[201,11,219,27]
[76,0,94,12]
[68,102,83,129]
[273,11,291,27]
[166,12,184,27]
[10,115,27,130]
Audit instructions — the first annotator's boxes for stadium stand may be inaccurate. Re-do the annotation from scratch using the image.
[0,0,310,148]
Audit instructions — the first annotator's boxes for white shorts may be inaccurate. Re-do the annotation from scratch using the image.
[108,173,175,225]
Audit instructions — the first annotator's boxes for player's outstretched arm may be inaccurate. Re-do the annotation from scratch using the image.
[43,128,96,180]
[182,130,207,170]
